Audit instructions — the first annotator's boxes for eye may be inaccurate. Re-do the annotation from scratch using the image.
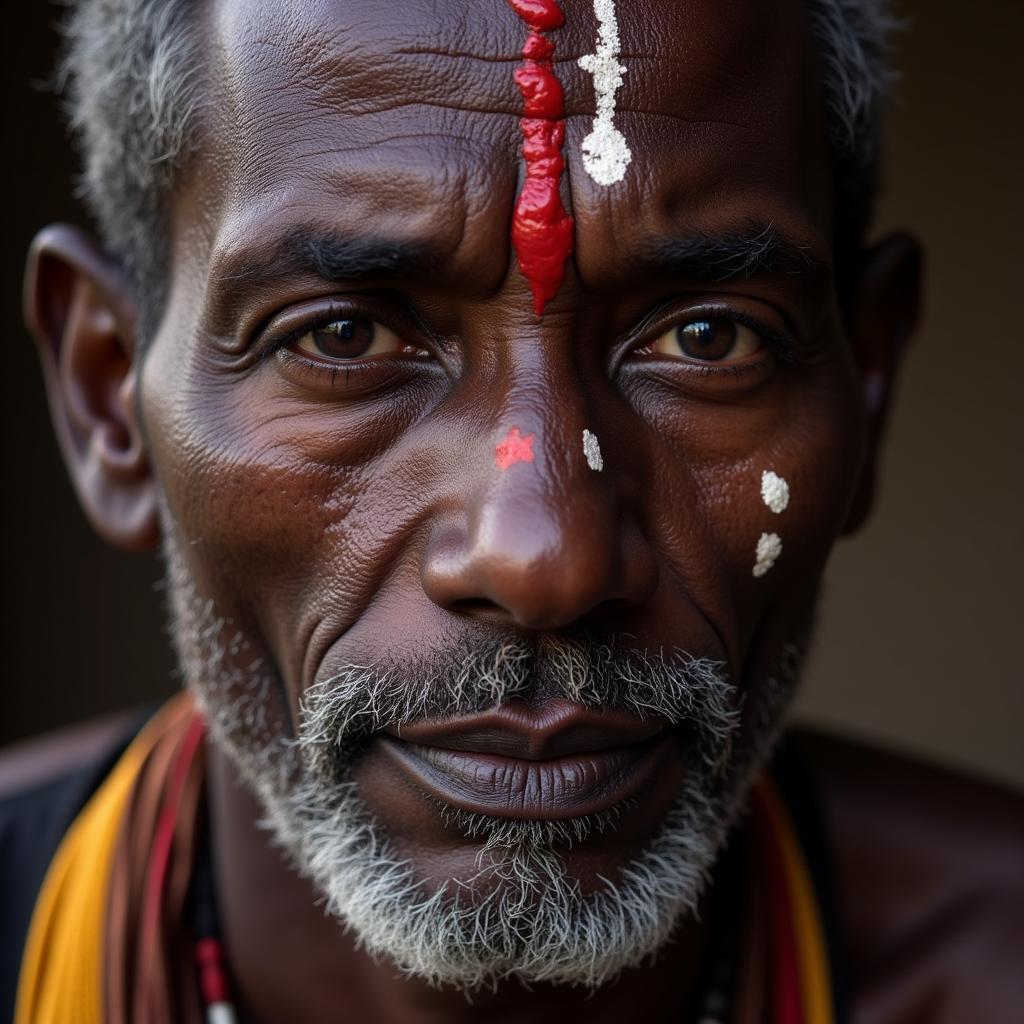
[648,317,763,363]
[291,317,422,361]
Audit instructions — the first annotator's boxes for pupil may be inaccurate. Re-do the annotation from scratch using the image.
[312,318,374,359]
[677,319,735,361]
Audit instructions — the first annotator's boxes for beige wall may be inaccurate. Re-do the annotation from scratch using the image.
[795,0,1024,786]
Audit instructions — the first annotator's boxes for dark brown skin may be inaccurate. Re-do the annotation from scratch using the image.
[24,0,1021,1021]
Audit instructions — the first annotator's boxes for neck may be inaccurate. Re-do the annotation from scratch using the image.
[207,743,714,1024]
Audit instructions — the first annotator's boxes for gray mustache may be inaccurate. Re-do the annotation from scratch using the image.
[298,637,739,779]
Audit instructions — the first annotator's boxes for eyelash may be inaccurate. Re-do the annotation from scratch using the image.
[625,305,798,366]
[259,298,798,387]
[253,307,421,399]
[262,307,365,360]
[260,298,440,381]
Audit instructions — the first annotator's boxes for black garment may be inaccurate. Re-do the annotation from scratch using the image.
[0,714,146,1022]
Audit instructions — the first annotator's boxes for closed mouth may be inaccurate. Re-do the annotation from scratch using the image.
[377,731,678,820]
[373,698,682,820]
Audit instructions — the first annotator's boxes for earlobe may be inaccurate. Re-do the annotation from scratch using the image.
[842,231,924,534]
[24,224,160,551]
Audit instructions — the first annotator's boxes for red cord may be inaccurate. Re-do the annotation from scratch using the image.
[141,716,206,949]
[195,936,232,1006]
[753,788,806,1024]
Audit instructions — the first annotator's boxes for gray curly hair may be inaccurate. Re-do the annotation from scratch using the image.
[59,0,900,343]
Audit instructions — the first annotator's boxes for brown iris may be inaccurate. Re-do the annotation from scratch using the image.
[650,317,763,363]
[306,318,376,359]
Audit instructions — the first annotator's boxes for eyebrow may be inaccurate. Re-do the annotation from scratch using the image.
[220,229,440,289]
[639,224,830,285]
[215,223,827,300]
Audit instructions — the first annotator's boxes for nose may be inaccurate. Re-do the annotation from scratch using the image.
[421,422,659,631]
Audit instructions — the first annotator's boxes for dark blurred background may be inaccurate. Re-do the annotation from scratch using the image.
[2,1,1022,786]
[1,2,177,745]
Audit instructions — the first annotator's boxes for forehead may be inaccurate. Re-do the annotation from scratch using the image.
[198,0,830,291]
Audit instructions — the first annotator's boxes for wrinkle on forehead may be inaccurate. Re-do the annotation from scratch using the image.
[195,0,831,307]
[196,144,513,336]
[563,0,831,284]
[211,0,811,130]
[213,0,524,119]
[206,2,523,231]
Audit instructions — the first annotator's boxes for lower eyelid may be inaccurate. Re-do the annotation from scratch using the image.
[627,342,768,365]
[276,344,436,376]
[620,344,775,384]
[622,356,775,390]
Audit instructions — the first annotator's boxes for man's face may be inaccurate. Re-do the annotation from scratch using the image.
[142,0,864,988]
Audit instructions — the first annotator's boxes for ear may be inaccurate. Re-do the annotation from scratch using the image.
[24,224,159,551]
[842,231,924,534]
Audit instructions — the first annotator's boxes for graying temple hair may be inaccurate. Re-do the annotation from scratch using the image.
[59,0,899,342]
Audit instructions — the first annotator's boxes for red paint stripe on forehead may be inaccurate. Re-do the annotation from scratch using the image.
[514,59,564,119]
[522,31,555,60]
[506,3,574,316]
[507,0,565,31]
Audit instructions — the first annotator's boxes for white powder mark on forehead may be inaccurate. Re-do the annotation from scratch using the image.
[752,532,782,578]
[582,429,604,471]
[761,470,790,514]
[578,0,631,186]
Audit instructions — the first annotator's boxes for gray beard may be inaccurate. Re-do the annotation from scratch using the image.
[163,529,808,991]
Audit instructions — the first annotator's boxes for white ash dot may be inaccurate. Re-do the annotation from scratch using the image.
[761,470,790,514]
[578,0,632,186]
[752,532,782,578]
[582,429,604,472]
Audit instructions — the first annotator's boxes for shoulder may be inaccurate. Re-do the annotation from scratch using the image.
[0,708,149,1021]
[792,728,1024,1024]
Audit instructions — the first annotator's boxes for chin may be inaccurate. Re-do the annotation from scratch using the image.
[247,725,763,992]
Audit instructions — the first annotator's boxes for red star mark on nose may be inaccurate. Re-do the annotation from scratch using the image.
[495,427,536,470]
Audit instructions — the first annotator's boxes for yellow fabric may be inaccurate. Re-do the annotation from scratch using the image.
[14,701,184,1024]
[15,706,831,1023]
[759,776,835,1024]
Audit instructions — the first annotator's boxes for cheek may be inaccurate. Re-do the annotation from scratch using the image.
[140,343,446,700]
[637,358,864,658]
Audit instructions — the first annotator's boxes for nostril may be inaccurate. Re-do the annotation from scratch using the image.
[449,598,514,622]
[421,495,659,630]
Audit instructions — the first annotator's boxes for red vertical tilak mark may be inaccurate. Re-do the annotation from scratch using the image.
[506,0,574,315]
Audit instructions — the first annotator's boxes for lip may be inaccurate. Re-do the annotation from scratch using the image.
[376,699,679,820]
